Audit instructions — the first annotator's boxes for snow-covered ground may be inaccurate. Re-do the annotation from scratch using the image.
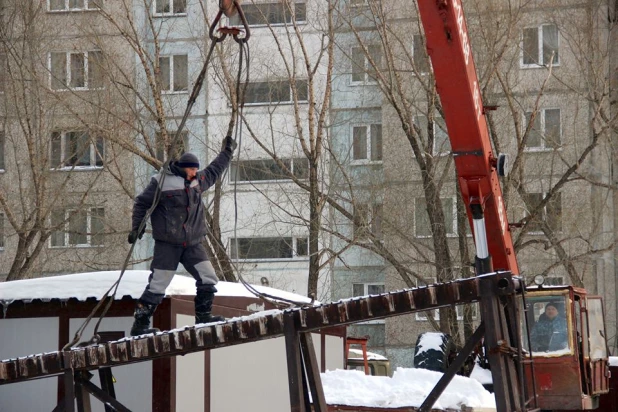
[321,367,496,410]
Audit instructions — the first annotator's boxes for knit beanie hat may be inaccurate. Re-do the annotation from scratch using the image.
[177,152,199,168]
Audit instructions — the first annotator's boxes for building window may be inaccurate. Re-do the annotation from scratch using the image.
[353,283,385,296]
[415,115,450,155]
[153,0,186,15]
[244,80,308,105]
[524,108,561,150]
[230,237,308,260]
[50,207,105,247]
[296,238,309,257]
[230,158,309,182]
[48,0,100,11]
[352,124,382,162]
[0,212,4,249]
[349,0,368,7]
[456,303,479,321]
[353,282,385,324]
[351,46,381,84]
[353,203,383,240]
[155,130,188,162]
[158,55,188,93]
[49,51,104,90]
[0,131,5,170]
[522,24,559,67]
[522,192,562,233]
[544,276,564,286]
[415,197,455,237]
[413,35,430,74]
[51,131,104,169]
[229,2,306,26]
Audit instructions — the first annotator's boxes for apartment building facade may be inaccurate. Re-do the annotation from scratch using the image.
[0,0,137,280]
[330,0,618,368]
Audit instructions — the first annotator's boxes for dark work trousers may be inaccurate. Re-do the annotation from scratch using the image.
[139,241,218,305]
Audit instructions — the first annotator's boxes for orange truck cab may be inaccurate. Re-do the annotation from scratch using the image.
[521,285,610,410]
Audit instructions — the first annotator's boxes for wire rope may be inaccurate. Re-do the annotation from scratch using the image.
[66,16,229,350]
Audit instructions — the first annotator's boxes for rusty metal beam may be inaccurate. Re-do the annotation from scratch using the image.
[0,272,519,386]
[284,312,305,412]
[62,352,75,412]
[300,333,327,412]
[98,368,117,412]
[76,378,132,412]
[479,275,523,411]
[75,372,92,412]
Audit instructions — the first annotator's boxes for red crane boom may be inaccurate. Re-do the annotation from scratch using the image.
[417,0,519,275]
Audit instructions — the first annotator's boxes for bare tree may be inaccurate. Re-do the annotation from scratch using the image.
[333,0,617,349]
[0,1,131,281]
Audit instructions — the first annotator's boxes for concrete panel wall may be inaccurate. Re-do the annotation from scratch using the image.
[210,332,344,412]
[210,338,291,412]
[324,334,345,371]
[0,318,59,411]
[69,317,152,412]
[176,314,205,411]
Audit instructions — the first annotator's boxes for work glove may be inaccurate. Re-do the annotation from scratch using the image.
[224,136,238,153]
[128,228,145,244]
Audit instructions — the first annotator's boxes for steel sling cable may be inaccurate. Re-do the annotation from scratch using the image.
[66,8,238,349]
[226,34,315,309]
[198,6,310,308]
[204,26,311,308]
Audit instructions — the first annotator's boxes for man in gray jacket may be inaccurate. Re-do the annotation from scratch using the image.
[128,136,235,336]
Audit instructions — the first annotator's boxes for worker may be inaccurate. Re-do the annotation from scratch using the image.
[530,303,568,352]
[128,136,236,336]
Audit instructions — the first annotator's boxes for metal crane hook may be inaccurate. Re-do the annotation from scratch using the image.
[210,0,251,44]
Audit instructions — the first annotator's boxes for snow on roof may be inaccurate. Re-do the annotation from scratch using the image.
[0,270,313,305]
[321,368,496,410]
[347,348,388,361]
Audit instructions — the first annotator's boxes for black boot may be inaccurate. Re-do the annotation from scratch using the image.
[130,301,160,336]
[195,291,225,324]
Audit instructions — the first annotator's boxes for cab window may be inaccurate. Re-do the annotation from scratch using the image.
[521,294,571,355]
[587,298,607,360]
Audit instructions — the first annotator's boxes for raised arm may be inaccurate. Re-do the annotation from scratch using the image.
[197,136,236,190]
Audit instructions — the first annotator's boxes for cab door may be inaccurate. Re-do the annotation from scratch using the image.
[585,296,610,395]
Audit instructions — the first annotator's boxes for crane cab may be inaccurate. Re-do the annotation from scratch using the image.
[520,284,610,410]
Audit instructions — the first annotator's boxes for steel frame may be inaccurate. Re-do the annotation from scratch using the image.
[1,272,530,412]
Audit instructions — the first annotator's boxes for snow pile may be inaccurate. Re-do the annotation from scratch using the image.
[321,368,496,410]
[469,364,493,385]
[0,271,313,304]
